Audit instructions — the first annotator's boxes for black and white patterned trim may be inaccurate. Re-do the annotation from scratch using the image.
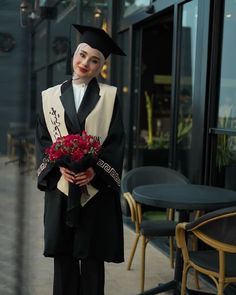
[97,159,120,187]
[37,158,48,176]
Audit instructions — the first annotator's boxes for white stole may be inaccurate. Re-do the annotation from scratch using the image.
[42,82,117,206]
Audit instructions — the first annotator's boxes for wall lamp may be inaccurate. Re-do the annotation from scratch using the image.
[146,5,155,14]
[145,0,155,14]
[20,0,56,28]
[20,0,40,28]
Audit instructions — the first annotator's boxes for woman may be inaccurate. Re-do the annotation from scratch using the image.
[35,24,126,295]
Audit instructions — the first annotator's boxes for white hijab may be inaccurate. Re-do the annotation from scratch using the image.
[72,43,105,84]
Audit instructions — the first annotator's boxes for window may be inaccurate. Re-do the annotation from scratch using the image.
[217,0,236,129]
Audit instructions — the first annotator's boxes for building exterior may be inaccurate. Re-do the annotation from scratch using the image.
[1,1,236,197]
[1,0,236,293]
[0,0,236,192]
[27,0,236,189]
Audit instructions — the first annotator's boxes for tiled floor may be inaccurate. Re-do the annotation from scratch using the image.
[0,156,215,295]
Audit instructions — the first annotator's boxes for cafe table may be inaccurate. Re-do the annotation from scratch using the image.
[133,183,236,295]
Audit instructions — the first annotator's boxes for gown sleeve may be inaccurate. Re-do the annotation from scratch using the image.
[35,98,61,191]
[91,95,125,192]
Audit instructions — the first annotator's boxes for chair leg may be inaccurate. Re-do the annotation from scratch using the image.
[191,233,200,289]
[217,280,224,295]
[127,233,140,270]
[169,236,174,268]
[181,263,188,295]
[140,235,147,292]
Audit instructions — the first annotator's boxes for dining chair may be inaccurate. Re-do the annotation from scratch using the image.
[6,122,34,166]
[176,206,236,295]
[121,166,190,292]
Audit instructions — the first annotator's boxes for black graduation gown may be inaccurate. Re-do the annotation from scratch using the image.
[35,78,125,263]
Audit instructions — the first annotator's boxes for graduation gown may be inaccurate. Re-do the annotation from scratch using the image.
[35,78,125,263]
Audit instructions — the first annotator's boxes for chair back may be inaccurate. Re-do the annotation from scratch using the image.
[121,166,189,193]
[121,166,189,216]
[186,206,236,249]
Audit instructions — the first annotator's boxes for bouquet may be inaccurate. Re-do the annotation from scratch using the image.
[45,131,101,227]
[45,131,101,164]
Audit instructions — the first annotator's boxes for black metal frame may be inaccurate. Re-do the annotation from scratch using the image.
[131,24,142,169]
[169,3,181,169]
[127,26,136,170]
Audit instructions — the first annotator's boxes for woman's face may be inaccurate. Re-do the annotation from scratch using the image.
[73,44,102,79]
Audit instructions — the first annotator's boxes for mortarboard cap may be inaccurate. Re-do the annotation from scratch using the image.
[66,24,126,75]
[72,24,126,59]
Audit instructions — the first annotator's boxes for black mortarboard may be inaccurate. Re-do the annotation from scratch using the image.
[66,24,126,75]
[72,24,126,58]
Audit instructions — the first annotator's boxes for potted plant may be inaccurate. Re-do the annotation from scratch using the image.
[137,91,193,166]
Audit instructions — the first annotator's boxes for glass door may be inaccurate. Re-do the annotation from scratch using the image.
[134,9,174,167]
[174,0,210,183]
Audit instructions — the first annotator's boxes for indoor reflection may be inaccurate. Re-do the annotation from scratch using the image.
[217,0,236,130]
[81,0,108,28]
[214,0,236,190]
[34,22,47,70]
[136,12,173,167]
[176,0,198,177]
[215,135,236,190]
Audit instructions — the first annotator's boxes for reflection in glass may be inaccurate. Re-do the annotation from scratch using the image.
[49,5,76,64]
[176,0,198,177]
[116,30,130,170]
[33,69,47,125]
[80,1,109,83]
[52,36,68,56]
[136,12,173,166]
[214,1,236,190]
[81,0,109,28]
[215,135,236,190]
[52,60,67,86]
[34,22,47,70]
[217,1,236,129]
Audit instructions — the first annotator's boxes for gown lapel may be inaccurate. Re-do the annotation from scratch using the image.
[77,78,100,126]
[60,78,100,133]
[60,80,81,133]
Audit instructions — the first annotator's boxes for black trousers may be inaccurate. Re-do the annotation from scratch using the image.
[53,256,105,295]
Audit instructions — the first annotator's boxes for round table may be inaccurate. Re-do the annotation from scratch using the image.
[133,184,236,212]
[133,183,236,295]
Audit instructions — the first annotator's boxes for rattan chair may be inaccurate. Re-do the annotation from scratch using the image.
[176,206,236,295]
[121,166,189,292]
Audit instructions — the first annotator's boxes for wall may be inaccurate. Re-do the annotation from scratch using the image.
[0,1,31,154]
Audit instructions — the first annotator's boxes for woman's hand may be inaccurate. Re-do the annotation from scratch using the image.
[74,168,95,186]
[60,167,75,183]
[60,167,95,186]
